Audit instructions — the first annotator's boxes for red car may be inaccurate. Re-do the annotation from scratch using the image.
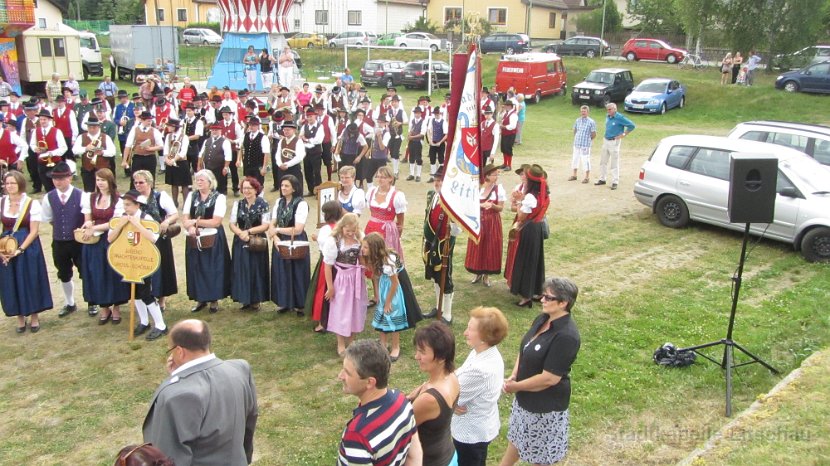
[621,38,686,64]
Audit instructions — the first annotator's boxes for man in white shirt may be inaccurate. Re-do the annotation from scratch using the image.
[73,116,116,192]
[239,116,271,185]
[300,108,325,195]
[199,123,233,195]
[29,109,68,192]
[122,111,164,189]
[274,121,305,185]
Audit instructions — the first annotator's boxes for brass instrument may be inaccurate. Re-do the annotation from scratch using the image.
[167,129,183,163]
[118,116,129,135]
[85,135,103,166]
[37,139,55,167]
[158,117,168,129]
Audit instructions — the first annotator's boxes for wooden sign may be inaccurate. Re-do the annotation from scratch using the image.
[107,217,162,283]
[315,180,340,227]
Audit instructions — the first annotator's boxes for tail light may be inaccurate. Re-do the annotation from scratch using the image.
[639,169,645,180]
[518,41,525,45]
[415,70,425,77]
[375,70,384,76]
[360,68,365,74]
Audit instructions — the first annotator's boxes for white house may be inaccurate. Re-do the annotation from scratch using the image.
[290,0,424,36]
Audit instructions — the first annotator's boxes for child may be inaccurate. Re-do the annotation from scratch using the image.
[324,213,367,356]
[362,232,422,362]
[306,200,343,333]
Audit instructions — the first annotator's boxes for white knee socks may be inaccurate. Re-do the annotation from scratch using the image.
[61,281,75,306]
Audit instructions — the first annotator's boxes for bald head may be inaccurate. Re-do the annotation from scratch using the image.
[170,319,211,353]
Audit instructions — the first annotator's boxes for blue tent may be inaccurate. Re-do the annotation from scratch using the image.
[207,32,269,91]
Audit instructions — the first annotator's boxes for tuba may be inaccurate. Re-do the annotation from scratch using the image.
[85,135,103,166]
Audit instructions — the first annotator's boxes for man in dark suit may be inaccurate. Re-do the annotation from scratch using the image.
[143,320,258,465]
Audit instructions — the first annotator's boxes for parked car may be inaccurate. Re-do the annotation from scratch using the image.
[571,68,634,106]
[401,60,451,89]
[328,31,378,47]
[287,32,328,49]
[495,53,567,103]
[377,32,402,46]
[621,38,686,64]
[360,59,406,87]
[728,121,830,167]
[633,135,830,262]
[480,33,531,55]
[774,61,830,94]
[624,78,685,114]
[394,32,446,52]
[772,45,830,70]
[182,28,223,46]
[543,36,610,58]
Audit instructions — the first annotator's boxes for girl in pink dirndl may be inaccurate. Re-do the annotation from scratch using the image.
[364,167,407,262]
[324,213,368,356]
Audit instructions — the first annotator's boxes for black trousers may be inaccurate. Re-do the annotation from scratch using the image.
[81,168,97,192]
[408,141,423,166]
[321,141,333,168]
[52,239,82,283]
[26,151,42,192]
[500,133,516,156]
[209,166,229,195]
[130,154,157,190]
[270,145,280,189]
[453,439,490,466]
[388,137,402,160]
[229,146,240,193]
[428,142,446,167]
[37,162,57,192]
[243,166,265,186]
[303,148,322,194]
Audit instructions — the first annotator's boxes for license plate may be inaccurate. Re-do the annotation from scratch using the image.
[405,73,412,77]
[579,95,590,99]
[632,104,644,109]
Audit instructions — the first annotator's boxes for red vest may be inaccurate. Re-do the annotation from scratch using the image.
[9,103,23,119]
[154,105,172,127]
[501,110,517,136]
[428,196,448,238]
[0,129,18,164]
[52,107,72,137]
[481,119,496,151]
[222,120,239,149]
[36,126,60,164]
[237,105,248,123]
[321,115,333,143]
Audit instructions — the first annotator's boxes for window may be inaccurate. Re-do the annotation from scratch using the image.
[348,10,362,26]
[739,131,769,142]
[666,146,695,169]
[53,38,66,57]
[177,9,187,22]
[812,140,830,165]
[445,7,462,24]
[40,38,52,57]
[488,8,507,25]
[294,19,300,28]
[770,132,809,153]
[37,17,46,28]
[315,10,328,25]
[549,13,556,28]
[156,9,165,22]
[688,148,730,180]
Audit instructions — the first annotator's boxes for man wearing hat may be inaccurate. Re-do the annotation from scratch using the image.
[184,103,206,175]
[240,116,270,185]
[152,97,175,173]
[219,106,243,196]
[72,116,115,192]
[480,87,495,114]
[29,109,69,191]
[236,90,251,123]
[310,86,328,113]
[499,99,519,172]
[52,95,78,162]
[205,95,223,125]
[481,108,500,165]
[426,106,448,183]
[349,87,370,113]
[198,123,233,194]
[113,90,134,144]
[93,88,114,115]
[275,86,293,114]
[273,121,305,183]
[439,93,451,120]
[98,76,119,110]
[122,111,164,189]
[404,106,427,182]
[386,95,407,179]
[421,167,459,323]
[8,92,23,120]
[163,118,192,205]
[328,86,345,119]
[0,100,17,126]
[41,161,98,317]
[300,107,324,195]
[17,102,42,192]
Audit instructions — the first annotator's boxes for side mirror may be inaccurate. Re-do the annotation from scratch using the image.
[802,70,812,75]
[778,186,801,198]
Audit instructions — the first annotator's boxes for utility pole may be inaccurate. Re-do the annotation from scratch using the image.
[600,0,607,57]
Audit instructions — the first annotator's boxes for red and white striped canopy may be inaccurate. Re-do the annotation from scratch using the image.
[217,0,294,33]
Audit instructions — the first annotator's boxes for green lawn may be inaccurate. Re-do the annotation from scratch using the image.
[5,55,830,465]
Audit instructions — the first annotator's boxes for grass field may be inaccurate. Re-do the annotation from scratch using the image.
[6,54,830,465]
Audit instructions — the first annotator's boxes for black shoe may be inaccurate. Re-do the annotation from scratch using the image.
[29,324,40,333]
[427,177,435,183]
[277,307,290,314]
[422,308,438,319]
[594,180,606,186]
[405,175,415,181]
[295,309,305,317]
[134,323,150,336]
[209,303,219,313]
[516,299,533,308]
[146,327,168,341]
[87,305,99,317]
[58,304,77,318]
[16,325,26,334]
[191,302,207,313]
[611,183,618,190]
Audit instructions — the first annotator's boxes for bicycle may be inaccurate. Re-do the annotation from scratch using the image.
[678,53,706,70]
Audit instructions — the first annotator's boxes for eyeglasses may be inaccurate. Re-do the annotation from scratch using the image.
[133,180,146,185]
[166,345,178,355]
[541,294,561,302]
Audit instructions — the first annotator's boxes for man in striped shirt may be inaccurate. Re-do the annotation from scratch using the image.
[338,340,419,465]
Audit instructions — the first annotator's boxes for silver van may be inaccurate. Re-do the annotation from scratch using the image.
[182,28,223,46]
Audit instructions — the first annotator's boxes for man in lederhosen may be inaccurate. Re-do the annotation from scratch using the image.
[122,110,163,189]
[315,104,337,182]
[52,95,78,162]
[404,106,427,183]
[268,110,285,192]
[387,95,407,179]
[28,109,68,192]
[421,168,457,324]
[273,121,305,183]
[17,101,42,192]
[198,123,232,194]
[183,103,205,175]
[239,115,270,185]
[72,116,115,192]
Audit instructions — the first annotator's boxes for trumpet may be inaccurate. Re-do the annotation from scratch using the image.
[158,117,168,129]
[167,130,183,163]
[85,136,103,166]
[38,139,55,167]
[118,116,129,135]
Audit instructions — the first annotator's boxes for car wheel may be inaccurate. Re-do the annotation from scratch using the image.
[82,66,89,81]
[600,94,611,107]
[533,91,541,104]
[356,42,363,46]
[329,43,336,48]
[801,227,830,262]
[385,77,394,88]
[506,47,514,55]
[679,96,686,108]
[400,43,407,48]
[655,195,690,228]
[431,45,439,52]
[586,50,596,58]
[666,54,677,64]
[626,52,637,61]
[203,40,208,46]
[660,102,667,114]
[783,81,800,92]
[307,42,314,49]
[557,85,567,97]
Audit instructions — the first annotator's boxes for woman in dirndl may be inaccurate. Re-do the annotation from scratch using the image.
[269,174,310,315]
[505,165,549,308]
[182,169,231,313]
[465,163,505,288]
[78,168,129,324]
[162,118,192,207]
[0,171,52,333]
[305,200,343,333]
[364,166,406,261]
[323,213,367,355]
[230,177,271,311]
[133,170,179,312]
[501,277,581,466]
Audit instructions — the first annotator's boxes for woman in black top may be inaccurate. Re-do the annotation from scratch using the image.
[501,277,581,466]
[408,322,460,466]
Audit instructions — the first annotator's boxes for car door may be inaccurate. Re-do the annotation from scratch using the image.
[757,170,800,241]
[666,81,680,108]
[800,62,830,91]
[675,147,733,224]
[561,38,577,55]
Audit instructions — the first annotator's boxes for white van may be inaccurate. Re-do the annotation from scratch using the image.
[182,28,223,46]
[728,121,830,167]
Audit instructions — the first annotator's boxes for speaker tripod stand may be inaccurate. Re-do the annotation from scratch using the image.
[679,223,779,417]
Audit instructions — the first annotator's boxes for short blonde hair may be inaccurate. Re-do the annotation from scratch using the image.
[469,306,508,346]
[193,169,218,190]
[339,165,356,178]
[133,170,154,186]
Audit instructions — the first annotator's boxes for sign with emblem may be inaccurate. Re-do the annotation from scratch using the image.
[315,181,340,227]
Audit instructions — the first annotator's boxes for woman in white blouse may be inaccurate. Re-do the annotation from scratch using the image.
[452,306,508,466]
[269,174,310,315]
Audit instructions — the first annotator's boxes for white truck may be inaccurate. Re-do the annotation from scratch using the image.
[16,27,84,95]
[78,31,103,80]
[109,25,178,83]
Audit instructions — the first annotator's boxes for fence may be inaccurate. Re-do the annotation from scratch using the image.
[63,19,112,34]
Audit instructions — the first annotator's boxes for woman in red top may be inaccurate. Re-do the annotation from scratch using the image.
[177,77,197,113]
[506,164,549,308]
[364,166,406,262]
[465,164,505,287]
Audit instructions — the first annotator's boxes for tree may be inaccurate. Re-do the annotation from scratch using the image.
[673,0,723,53]
[627,0,683,34]
[114,0,145,25]
[403,17,439,34]
[575,0,622,35]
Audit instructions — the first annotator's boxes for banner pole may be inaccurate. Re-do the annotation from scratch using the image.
[129,284,136,341]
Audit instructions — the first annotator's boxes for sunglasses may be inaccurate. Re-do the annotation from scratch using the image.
[541,294,561,302]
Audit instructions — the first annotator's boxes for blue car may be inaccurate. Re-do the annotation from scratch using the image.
[775,61,830,93]
[624,78,686,114]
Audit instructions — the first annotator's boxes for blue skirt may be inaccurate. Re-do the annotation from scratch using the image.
[270,232,310,309]
[185,228,231,302]
[0,230,53,317]
[81,238,130,306]
[231,235,270,305]
[372,272,408,333]
[151,235,178,298]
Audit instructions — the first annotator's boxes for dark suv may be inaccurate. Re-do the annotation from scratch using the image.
[360,60,406,87]
[543,36,610,58]
[401,60,451,89]
[480,33,531,54]
[571,68,634,106]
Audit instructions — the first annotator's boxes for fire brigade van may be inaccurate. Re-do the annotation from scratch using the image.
[494,53,567,103]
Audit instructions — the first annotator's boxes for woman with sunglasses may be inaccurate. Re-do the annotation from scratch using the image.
[500,277,581,466]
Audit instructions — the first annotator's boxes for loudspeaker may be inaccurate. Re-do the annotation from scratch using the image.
[728,153,778,224]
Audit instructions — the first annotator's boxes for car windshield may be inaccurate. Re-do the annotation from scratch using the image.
[636,82,668,93]
[586,72,614,84]
[365,63,381,70]
[424,33,438,39]
[781,156,830,192]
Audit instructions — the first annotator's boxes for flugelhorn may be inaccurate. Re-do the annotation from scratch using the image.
[85,136,103,166]
[38,139,55,167]
[167,129,183,163]
[118,116,129,135]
